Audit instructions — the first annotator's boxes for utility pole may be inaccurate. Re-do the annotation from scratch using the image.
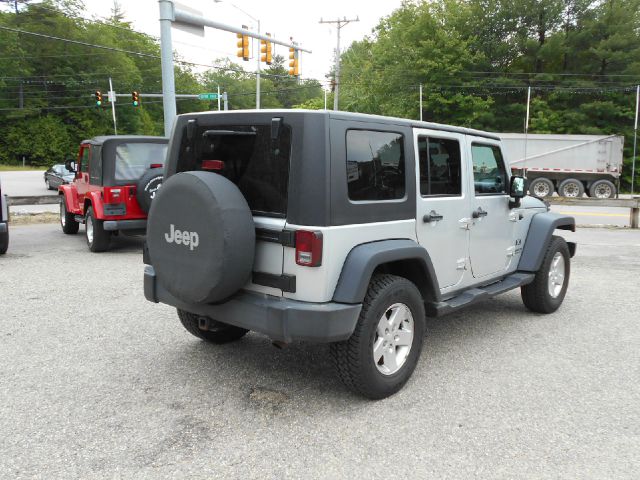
[320,16,359,111]
[632,84,639,195]
[108,77,117,135]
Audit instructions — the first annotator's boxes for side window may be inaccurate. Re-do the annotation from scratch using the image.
[346,130,405,201]
[418,136,462,196]
[89,146,102,184]
[471,144,507,195]
[80,147,90,174]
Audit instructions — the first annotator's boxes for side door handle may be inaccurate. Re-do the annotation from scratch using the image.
[423,210,444,223]
[472,207,488,219]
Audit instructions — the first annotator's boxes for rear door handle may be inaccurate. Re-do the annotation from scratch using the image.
[423,210,444,223]
[472,207,488,218]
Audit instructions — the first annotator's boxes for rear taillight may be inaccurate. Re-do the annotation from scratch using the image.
[103,187,122,203]
[202,160,225,171]
[295,230,323,267]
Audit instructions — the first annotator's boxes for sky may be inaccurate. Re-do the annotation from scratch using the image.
[79,0,405,86]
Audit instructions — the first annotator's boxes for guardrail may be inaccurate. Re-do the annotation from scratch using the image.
[8,195,59,206]
[546,196,640,229]
[7,194,640,228]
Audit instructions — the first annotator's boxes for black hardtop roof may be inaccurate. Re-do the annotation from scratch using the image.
[183,109,500,141]
[82,135,168,146]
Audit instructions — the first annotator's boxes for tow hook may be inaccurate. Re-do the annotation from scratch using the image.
[198,316,210,331]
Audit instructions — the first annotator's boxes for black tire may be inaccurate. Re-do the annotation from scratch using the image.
[85,206,110,252]
[0,225,8,255]
[177,309,248,344]
[557,178,585,198]
[588,179,616,199]
[136,168,164,213]
[521,235,570,314]
[529,178,554,198]
[147,171,255,304]
[60,198,79,234]
[330,274,426,400]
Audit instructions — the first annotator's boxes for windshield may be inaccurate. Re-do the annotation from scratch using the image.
[114,143,168,181]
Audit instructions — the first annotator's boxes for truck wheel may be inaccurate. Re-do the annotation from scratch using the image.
[589,179,616,199]
[60,198,79,234]
[0,225,8,254]
[85,206,110,252]
[557,178,584,198]
[177,309,248,344]
[529,178,554,198]
[521,235,570,314]
[330,274,426,400]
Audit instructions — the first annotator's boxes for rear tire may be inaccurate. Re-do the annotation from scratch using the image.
[0,225,8,254]
[60,198,79,234]
[529,178,554,198]
[521,235,570,314]
[85,206,110,252]
[588,179,616,199]
[558,178,584,198]
[330,274,426,400]
[177,309,248,344]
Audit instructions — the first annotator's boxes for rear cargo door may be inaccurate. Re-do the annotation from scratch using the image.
[178,119,292,296]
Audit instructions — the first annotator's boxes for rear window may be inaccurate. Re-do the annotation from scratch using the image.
[177,124,291,217]
[115,143,168,182]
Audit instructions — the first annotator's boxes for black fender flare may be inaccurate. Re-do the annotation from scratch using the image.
[518,212,576,272]
[332,239,440,304]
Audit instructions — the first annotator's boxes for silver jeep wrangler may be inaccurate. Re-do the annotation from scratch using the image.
[144,110,576,399]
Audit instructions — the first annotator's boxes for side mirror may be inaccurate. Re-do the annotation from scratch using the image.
[509,175,525,208]
[65,159,76,173]
[510,175,525,199]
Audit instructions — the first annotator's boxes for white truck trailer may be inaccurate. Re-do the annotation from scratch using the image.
[498,133,624,199]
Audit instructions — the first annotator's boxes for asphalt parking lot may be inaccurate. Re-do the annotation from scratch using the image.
[0,223,639,479]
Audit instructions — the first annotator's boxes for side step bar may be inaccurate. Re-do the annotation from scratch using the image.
[426,272,535,317]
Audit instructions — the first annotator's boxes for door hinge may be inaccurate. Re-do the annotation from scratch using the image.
[506,246,516,257]
[459,218,472,230]
[456,258,467,270]
[508,211,519,222]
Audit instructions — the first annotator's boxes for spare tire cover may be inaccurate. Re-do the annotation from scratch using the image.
[147,171,255,304]
[137,168,164,213]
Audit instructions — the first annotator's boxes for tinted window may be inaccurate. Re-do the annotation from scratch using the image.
[178,124,291,216]
[346,130,405,201]
[418,136,461,196]
[114,143,167,181]
[80,147,90,173]
[471,144,507,194]
[90,146,102,184]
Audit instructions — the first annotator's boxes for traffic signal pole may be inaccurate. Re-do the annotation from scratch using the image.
[158,0,311,136]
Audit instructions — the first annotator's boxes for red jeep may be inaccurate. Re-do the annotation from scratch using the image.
[59,136,168,252]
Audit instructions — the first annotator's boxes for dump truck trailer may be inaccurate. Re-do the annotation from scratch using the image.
[498,133,624,199]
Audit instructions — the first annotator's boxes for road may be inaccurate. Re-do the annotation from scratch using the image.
[0,224,638,479]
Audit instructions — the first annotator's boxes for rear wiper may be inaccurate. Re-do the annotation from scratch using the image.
[202,130,257,137]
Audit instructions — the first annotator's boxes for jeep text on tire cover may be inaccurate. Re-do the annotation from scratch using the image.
[143,110,576,399]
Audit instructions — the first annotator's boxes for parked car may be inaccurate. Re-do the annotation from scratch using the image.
[0,176,8,254]
[59,135,168,252]
[44,164,75,190]
[143,110,576,399]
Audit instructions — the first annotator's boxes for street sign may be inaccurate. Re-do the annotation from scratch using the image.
[107,90,116,102]
[198,93,218,100]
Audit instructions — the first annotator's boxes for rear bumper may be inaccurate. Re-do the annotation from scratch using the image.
[144,265,361,343]
[103,219,147,231]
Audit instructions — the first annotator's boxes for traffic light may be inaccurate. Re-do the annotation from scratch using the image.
[288,46,299,76]
[132,91,140,107]
[260,33,272,65]
[95,90,102,106]
[236,25,249,61]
